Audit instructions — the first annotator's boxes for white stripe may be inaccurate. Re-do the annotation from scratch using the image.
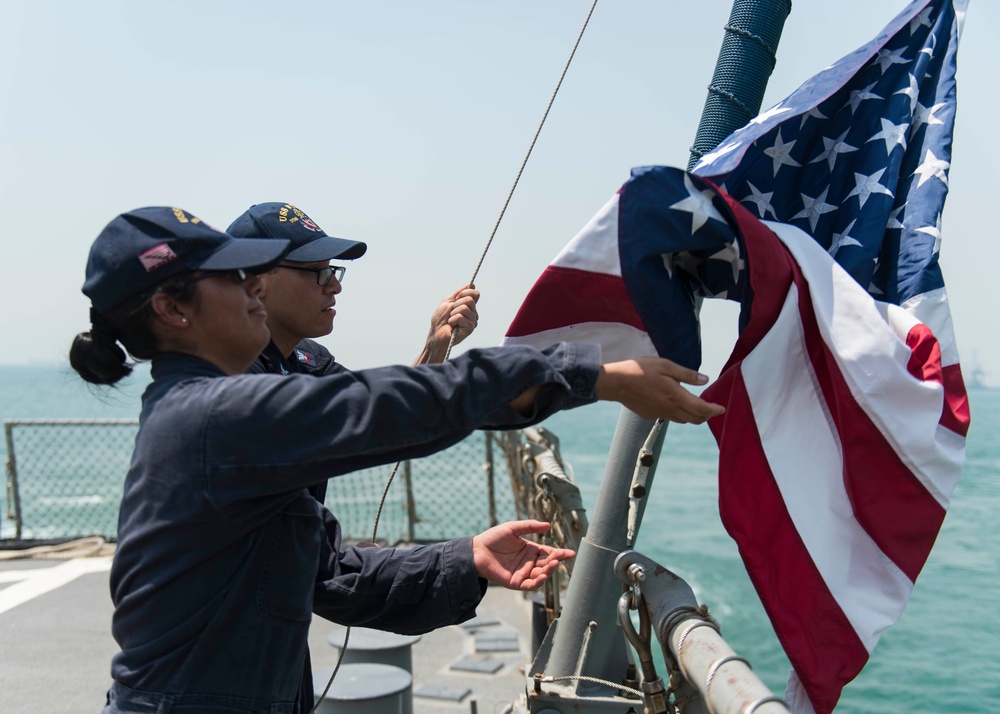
[0,557,112,615]
[502,322,656,364]
[785,671,817,714]
[549,193,622,276]
[742,282,912,652]
[766,222,963,508]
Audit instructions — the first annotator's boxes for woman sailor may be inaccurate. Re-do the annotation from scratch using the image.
[71,206,724,713]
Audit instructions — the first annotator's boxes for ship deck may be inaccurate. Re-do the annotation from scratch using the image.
[0,549,534,714]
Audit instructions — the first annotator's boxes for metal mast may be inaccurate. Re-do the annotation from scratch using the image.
[525,2,792,711]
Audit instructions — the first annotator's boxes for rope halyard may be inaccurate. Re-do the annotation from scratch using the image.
[371,0,602,541]
[464,0,601,294]
[308,627,350,714]
[321,4,605,708]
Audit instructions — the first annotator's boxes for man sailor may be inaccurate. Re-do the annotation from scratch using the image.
[226,201,479,380]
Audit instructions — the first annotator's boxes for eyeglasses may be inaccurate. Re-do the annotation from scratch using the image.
[276,264,346,286]
[187,269,249,285]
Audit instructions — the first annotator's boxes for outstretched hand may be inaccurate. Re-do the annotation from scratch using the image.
[472,520,575,591]
[596,356,726,423]
[415,284,481,365]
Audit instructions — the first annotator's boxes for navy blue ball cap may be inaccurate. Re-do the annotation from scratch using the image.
[83,206,291,313]
[226,202,367,262]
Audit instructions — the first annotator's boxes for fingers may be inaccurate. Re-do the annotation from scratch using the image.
[632,355,707,386]
[472,520,577,591]
[448,302,478,330]
[446,286,480,305]
[596,358,726,424]
[444,289,480,344]
[661,389,726,423]
[500,519,551,538]
[516,547,576,591]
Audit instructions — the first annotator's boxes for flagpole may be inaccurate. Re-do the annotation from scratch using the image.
[688,0,792,171]
[526,1,792,710]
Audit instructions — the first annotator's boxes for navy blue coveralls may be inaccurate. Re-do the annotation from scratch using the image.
[104,342,599,714]
[248,338,345,505]
[248,337,420,711]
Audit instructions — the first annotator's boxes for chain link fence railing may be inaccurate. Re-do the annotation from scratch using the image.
[3,420,524,545]
[4,419,138,542]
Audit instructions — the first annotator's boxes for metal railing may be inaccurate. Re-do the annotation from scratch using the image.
[3,419,520,544]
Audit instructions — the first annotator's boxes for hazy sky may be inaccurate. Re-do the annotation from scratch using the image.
[1,1,996,384]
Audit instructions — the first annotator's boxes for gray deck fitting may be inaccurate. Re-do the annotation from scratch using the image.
[413,684,472,701]
[473,632,520,653]
[450,655,505,674]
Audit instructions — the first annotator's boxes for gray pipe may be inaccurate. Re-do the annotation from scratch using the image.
[688,0,792,170]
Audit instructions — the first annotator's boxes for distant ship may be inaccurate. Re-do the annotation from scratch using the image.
[966,355,992,390]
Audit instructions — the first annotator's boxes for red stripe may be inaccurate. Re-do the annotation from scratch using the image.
[504,265,644,337]
[716,193,947,582]
[787,256,946,582]
[941,363,970,436]
[705,193,954,712]
[903,324,970,436]
[709,370,868,714]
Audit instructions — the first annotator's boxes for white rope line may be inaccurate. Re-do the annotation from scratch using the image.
[371,0,602,542]
[539,674,644,699]
[345,6,604,710]
[465,0,602,291]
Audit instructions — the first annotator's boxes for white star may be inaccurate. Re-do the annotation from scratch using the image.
[913,148,950,188]
[917,213,943,255]
[829,219,863,258]
[792,187,838,233]
[875,47,908,73]
[910,7,933,34]
[740,181,777,219]
[894,73,920,114]
[868,117,908,155]
[799,106,827,130]
[763,129,801,177]
[848,82,882,114]
[669,173,726,234]
[911,100,946,137]
[887,204,906,230]
[847,168,894,208]
[920,31,937,59]
[810,129,858,172]
[707,242,744,284]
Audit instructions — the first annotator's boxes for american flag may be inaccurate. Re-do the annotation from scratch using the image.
[503,0,970,711]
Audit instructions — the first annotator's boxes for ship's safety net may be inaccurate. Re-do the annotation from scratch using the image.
[2,419,519,546]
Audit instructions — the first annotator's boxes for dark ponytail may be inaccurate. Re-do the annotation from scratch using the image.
[70,275,200,385]
[69,311,133,385]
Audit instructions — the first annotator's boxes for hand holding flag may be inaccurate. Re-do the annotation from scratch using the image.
[595,356,724,422]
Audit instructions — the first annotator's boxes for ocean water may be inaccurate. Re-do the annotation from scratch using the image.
[1,364,997,712]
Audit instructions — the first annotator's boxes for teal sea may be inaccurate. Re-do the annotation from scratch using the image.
[1,364,997,713]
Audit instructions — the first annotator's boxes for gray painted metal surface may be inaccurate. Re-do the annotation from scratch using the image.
[525,408,666,711]
[687,0,792,170]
